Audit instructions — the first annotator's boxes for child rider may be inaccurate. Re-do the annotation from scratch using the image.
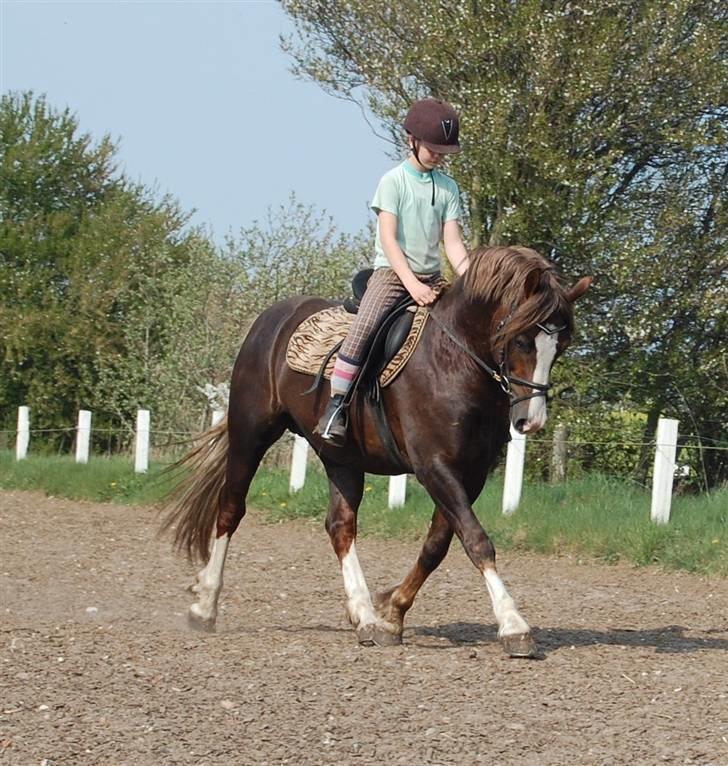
[316,97,470,446]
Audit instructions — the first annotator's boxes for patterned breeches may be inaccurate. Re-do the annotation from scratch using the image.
[338,268,441,364]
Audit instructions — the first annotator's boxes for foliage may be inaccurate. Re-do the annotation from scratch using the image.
[282,0,726,254]
[0,93,372,445]
[587,159,727,488]
[4,26,726,488]
[524,405,647,484]
[222,193,371,317]
[89,227,247,441]
[1,91,120,437]
[0,92,206,443]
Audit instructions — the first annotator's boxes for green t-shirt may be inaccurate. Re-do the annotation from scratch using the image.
[370,160,462,274]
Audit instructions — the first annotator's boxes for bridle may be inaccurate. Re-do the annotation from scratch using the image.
[428,312,566,409]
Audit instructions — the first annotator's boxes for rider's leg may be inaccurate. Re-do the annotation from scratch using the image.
[317,268,406,444]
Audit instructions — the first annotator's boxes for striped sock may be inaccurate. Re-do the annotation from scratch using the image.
[330,355,360,397]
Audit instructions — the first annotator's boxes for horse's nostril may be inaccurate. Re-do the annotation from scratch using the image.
[514,418,527,433]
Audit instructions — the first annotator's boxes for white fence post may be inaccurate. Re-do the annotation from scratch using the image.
[16,406,30,461]
[134,409,150,473]
[211,409,225,426]
[289,435,309,493]
[651,417,679,525]
[388,474,408,509]
[502,426,526,515]
[75,409,92,464]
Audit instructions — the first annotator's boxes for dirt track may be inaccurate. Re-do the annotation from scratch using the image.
[1,490,727,766]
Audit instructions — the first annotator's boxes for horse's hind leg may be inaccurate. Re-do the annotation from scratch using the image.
[373,506,453,640]
[189,417,285,631]
[324,463,400,647]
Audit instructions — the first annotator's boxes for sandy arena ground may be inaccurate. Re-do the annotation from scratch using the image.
[1,490,727,765]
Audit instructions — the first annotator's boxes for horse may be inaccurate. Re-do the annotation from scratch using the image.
[163,245,591,658]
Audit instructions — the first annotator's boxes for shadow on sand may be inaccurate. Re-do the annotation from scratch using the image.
[411,621,728,655]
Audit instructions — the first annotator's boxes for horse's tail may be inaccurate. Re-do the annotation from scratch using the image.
[160,417,229,563]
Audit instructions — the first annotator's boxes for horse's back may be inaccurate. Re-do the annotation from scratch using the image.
[230,295,336,395]
[239,296,334,353]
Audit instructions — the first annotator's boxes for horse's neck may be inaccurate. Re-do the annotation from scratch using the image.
[433,280,497,359]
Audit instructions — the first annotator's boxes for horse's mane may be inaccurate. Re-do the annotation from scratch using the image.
[461,246,574,349]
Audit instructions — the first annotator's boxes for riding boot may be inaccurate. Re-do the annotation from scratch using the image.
[316,394,347,446]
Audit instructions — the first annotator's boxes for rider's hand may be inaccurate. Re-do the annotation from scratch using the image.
[407,280,438,306]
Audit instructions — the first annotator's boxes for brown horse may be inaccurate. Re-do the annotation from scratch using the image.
[163,245,591,658]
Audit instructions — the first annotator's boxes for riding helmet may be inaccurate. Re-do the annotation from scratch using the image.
[403,98,461,154]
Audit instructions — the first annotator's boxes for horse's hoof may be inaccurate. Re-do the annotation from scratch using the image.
[356,624,377,646]
[372,626,402,647]
[500,632,540,659]
[187,606,216,633]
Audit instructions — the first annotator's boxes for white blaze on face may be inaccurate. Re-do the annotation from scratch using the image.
[523,328,558,432]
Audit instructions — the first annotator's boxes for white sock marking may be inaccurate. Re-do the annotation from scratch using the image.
[190,533,230,623]
[341,543,377,628]
[483,568,530,637]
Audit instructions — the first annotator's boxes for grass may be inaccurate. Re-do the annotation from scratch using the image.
[0,450,177,506]
[1,451,726,575]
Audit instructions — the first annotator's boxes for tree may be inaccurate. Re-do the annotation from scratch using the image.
[0,95,373,447]
[223,193,371,318]
[0,92,213,445]
[79,194,219,443]
[0,92,121,438]
[282,1,725,262]
[586,156,727,488]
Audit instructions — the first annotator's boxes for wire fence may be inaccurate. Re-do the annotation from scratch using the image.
[2,427,726,450]
[0,423,298,469]
[4,407,726,522]
[3,384,727,497]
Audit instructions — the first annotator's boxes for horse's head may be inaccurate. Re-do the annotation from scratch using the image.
[462,246,592,434]
[498,275,591,433]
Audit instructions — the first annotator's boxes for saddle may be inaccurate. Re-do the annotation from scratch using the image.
[286,281,429,391]
[342,268,419,373]
[286,271,443,468]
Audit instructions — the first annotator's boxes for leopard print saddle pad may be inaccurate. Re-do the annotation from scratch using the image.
[286,305,430,388]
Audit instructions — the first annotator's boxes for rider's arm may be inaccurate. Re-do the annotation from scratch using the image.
[443,219,469,276]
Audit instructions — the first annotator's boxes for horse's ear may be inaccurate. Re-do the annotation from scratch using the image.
[566,276,592,302]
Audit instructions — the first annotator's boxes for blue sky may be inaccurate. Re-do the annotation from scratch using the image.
[1,0,395,241]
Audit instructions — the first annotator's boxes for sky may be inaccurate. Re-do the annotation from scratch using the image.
[1,0,396,242]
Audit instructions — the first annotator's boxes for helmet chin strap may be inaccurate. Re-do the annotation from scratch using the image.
[411,138,436,206]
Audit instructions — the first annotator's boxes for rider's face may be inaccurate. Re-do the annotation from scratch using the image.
[409,140,444,171]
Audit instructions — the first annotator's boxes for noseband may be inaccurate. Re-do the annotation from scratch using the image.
[429,313,565,409]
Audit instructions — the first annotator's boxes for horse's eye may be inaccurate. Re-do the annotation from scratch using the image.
[514,336,532,352]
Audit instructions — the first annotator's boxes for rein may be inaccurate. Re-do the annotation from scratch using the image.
[428,312,557,408]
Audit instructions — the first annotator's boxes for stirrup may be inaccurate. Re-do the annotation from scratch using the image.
[316,395,347,446]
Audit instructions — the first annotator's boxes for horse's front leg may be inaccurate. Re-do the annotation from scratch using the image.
[418,462,538,658]
[374,506,453,640]
[323,462,401,647]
